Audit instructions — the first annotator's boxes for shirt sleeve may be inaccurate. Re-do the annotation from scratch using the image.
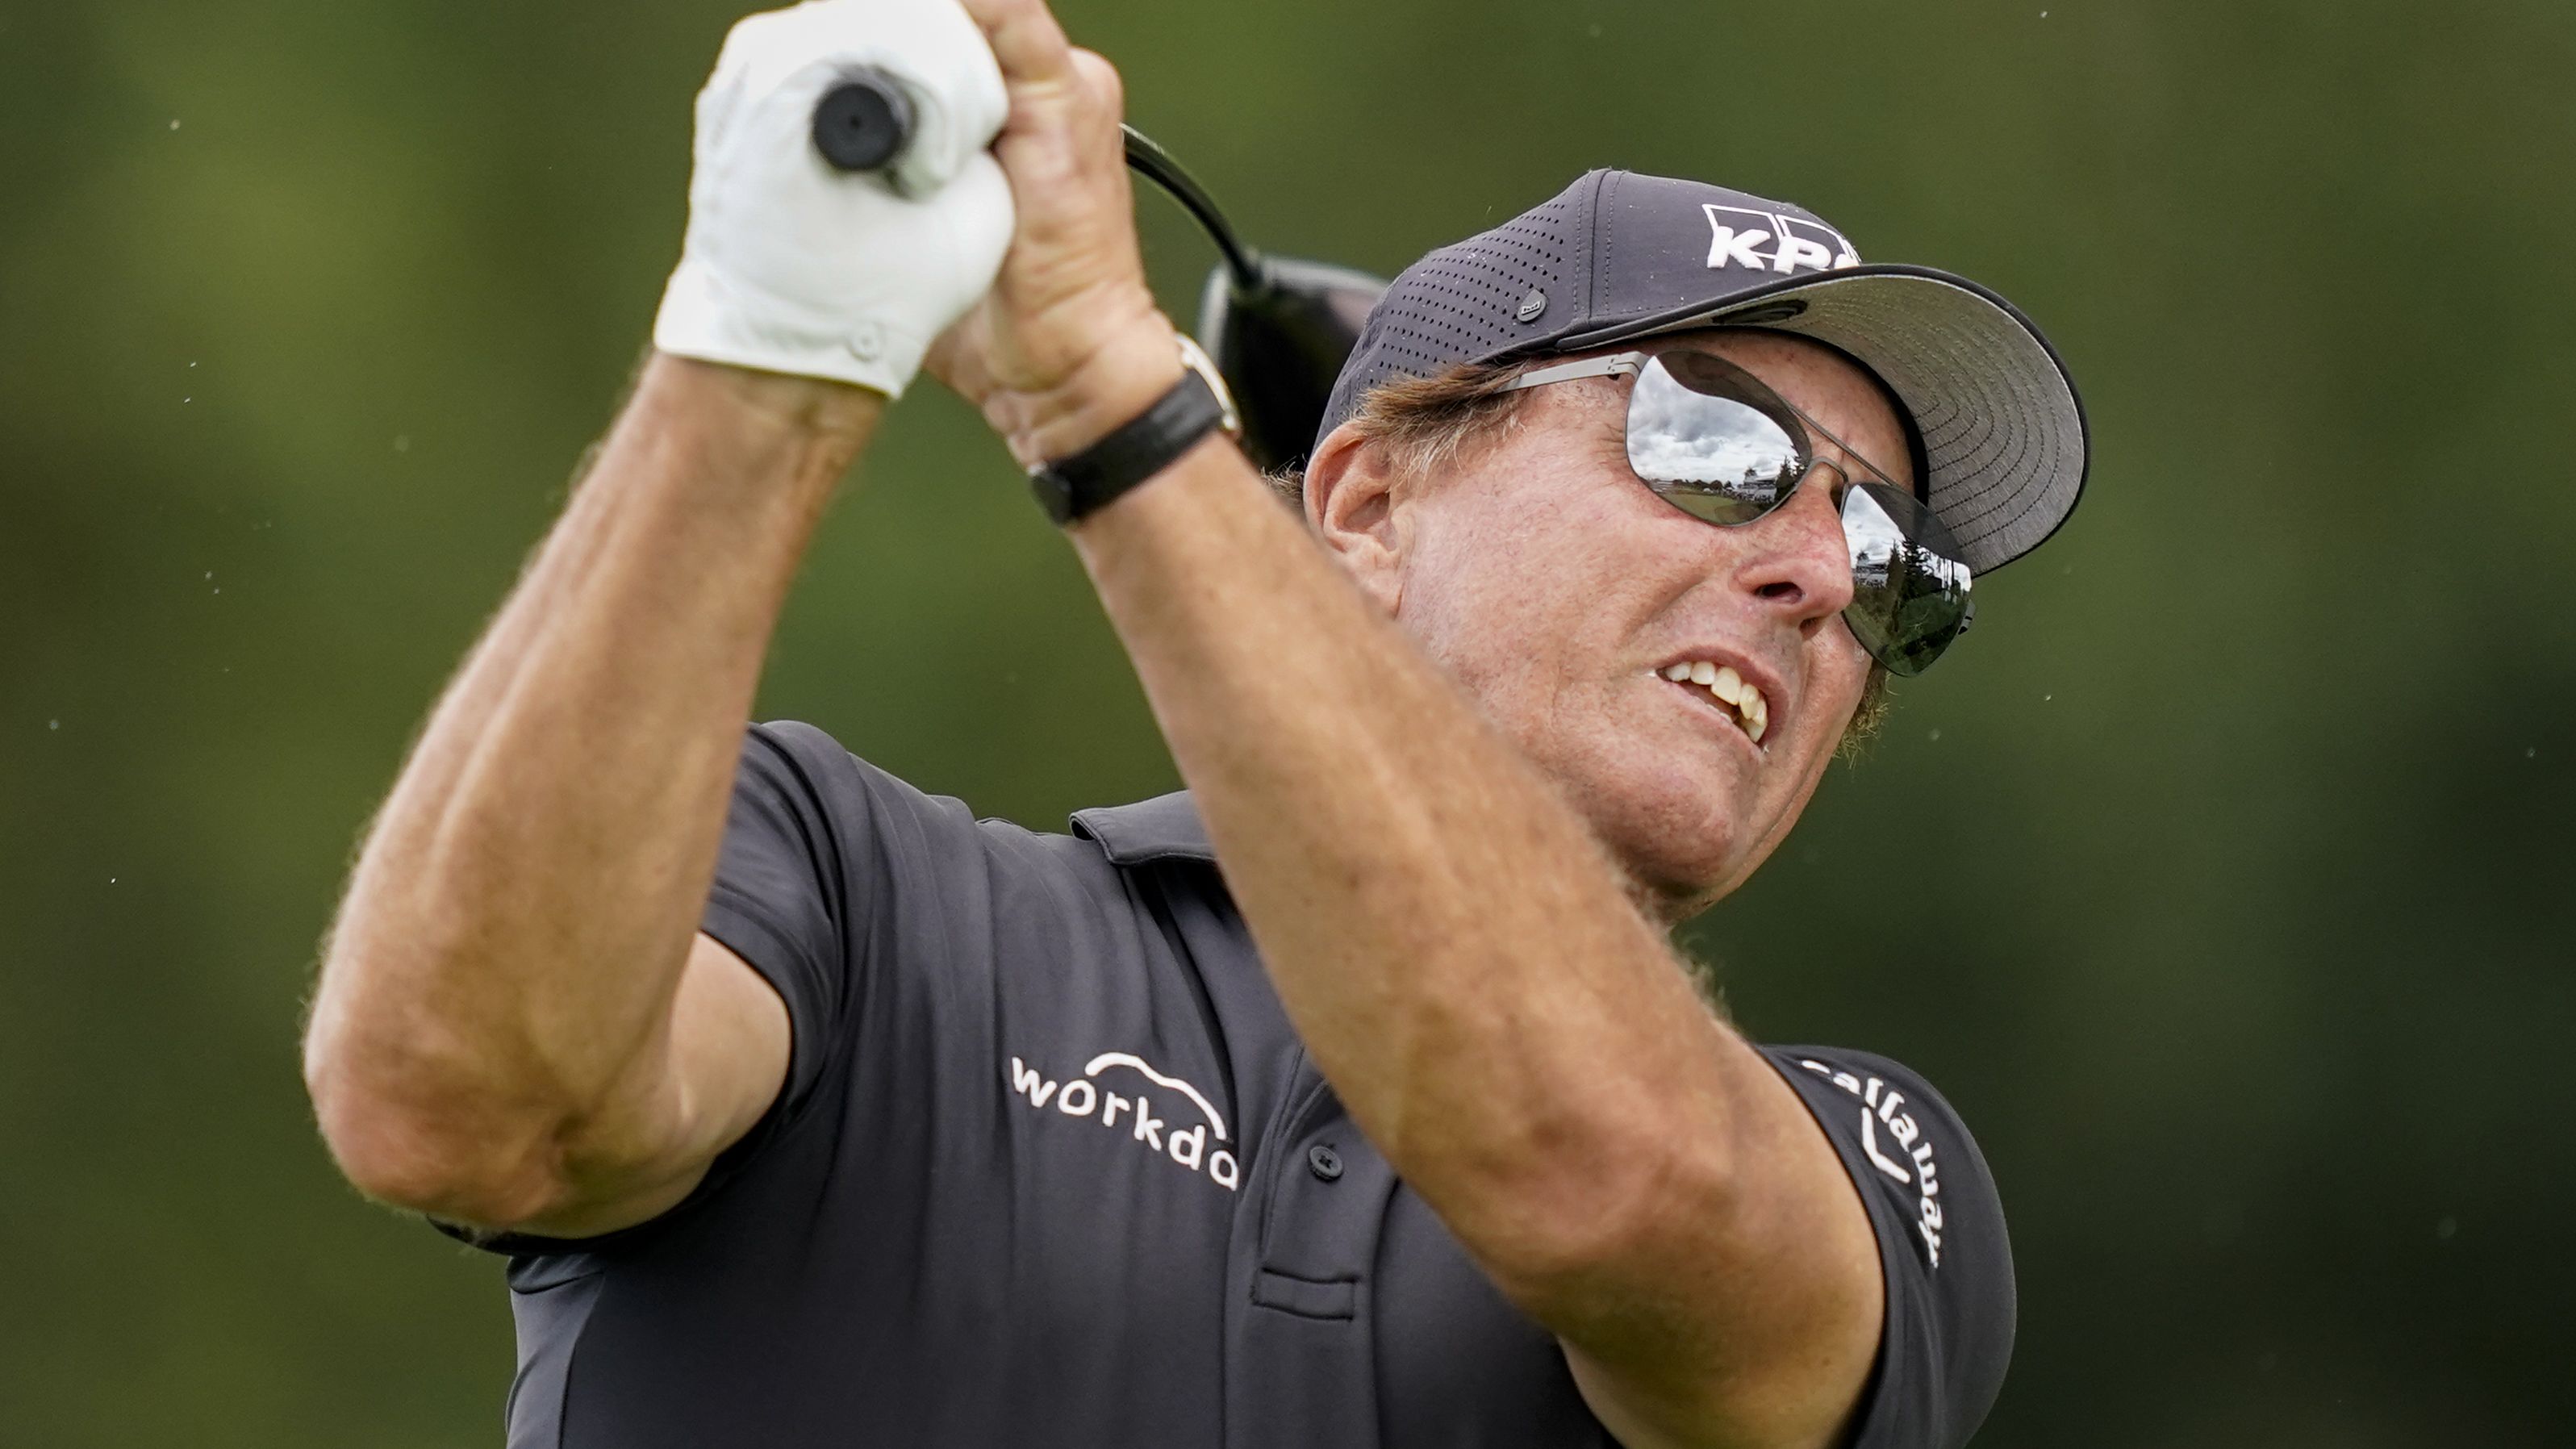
[1757,1045,2015,1449]
[699,719,965,1127]
[696,720,862,1122]
[436,720,972,1255]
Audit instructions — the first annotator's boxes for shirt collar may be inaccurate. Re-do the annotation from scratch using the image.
[1071,791,1216,865]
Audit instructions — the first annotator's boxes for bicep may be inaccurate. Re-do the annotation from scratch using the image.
[666,932,796,1171]
[1568,1048,2016,1449]
[1556,1046,1885,1449]
[511,932,791,1239]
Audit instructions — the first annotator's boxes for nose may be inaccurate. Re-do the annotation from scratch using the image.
[1736,470,1856,635]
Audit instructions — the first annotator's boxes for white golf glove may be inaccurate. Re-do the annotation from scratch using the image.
[652,0,1015,398]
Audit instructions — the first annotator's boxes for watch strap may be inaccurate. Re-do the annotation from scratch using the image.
[1029,367,1230,526]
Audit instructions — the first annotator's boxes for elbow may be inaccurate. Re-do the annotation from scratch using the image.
[303,995,571,1230]
[307,1065,571,1229]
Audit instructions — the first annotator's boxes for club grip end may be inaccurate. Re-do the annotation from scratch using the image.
[812,69,916,173]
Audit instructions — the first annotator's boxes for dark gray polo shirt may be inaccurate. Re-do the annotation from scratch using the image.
[474,721,2014,1447]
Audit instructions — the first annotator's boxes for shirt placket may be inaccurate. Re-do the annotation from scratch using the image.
[1223,1063,1394,1448]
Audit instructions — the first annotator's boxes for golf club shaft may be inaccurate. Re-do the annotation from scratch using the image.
[1120,127,1263,288]
[808,76,1263,288]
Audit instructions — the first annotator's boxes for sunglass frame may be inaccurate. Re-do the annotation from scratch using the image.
[1493,346,1976,675]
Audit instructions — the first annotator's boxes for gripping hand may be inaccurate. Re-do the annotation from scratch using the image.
[653,0,1016,398]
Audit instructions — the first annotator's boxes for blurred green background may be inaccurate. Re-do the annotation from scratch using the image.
[4,0,2570,1443]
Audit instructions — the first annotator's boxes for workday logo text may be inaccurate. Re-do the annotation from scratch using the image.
[1008,1052,1241,1191]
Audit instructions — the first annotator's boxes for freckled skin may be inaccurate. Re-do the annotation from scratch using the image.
[1337,331,1914,921]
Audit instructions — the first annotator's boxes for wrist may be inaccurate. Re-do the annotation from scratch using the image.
[649,353,887,449]
[999,315,1191,468]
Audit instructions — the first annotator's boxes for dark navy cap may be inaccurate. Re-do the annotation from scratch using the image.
[1315,170,2089,574]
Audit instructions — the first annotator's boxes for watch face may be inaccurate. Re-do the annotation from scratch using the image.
[1177,335,1244,439]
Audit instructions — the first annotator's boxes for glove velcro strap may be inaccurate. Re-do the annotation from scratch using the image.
[652,258,926,399]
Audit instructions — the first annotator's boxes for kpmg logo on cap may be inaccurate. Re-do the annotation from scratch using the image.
[1704,204,1861,277]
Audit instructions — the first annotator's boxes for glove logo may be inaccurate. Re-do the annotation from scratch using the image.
[1703,205,1861,277]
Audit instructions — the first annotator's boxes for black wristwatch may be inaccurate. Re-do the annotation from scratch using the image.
[1029,336,1242,526]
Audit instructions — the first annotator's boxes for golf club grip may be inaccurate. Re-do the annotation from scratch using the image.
[811,69,915,173]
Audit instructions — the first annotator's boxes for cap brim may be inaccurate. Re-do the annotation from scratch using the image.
[1560,264,2088,575]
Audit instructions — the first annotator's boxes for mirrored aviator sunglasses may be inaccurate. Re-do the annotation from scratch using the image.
[1497,349,1975,677]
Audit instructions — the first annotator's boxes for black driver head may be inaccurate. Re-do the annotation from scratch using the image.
[1196,257,1388,474]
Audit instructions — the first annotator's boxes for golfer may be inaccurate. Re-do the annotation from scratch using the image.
[303,0,2085,1444]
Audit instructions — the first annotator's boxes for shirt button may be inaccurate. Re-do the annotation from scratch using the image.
[1307,1144,1344,1181]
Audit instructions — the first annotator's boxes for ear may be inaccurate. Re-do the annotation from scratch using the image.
[1303,424,1409,614]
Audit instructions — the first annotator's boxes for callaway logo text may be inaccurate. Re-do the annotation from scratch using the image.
[1799,1059,1949,1267]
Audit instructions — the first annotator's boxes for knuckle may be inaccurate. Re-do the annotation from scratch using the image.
[1070,48,1125,111]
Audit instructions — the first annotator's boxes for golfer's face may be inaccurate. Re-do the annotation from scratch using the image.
[1391,331,1903,912]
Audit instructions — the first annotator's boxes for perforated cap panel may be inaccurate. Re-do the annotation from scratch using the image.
[1317,173,1608,443]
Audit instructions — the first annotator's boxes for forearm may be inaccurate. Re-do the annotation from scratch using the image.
[306,357,877,1215]
[1070,432,1760,1291]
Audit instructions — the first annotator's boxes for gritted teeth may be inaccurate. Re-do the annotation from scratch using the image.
[1656,660,1771,744]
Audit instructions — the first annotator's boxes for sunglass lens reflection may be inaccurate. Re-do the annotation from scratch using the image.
[1626,354,1810,524]
[1840,481,1973,676]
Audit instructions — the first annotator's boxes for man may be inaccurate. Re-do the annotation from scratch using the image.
[302,0,2086,1444]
